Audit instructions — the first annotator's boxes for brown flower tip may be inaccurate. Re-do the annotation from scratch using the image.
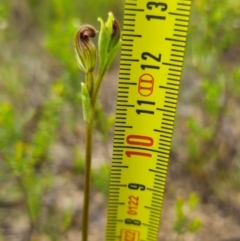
[112,20,120,38]
[78,25,97,42]
[74,25,97,73]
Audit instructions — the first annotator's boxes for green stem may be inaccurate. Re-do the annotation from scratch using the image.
[86,72,94,97]
[81,118,93,241]
[81,70,105,241]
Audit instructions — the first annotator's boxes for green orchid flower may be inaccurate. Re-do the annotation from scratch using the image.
[74,25,97,74]
[73,13,121,241]
[98,12,121,75]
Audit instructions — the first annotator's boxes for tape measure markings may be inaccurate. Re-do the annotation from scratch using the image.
[106,1,192,240]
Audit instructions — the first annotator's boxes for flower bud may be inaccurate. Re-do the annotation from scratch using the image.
[98,12,121,74]
[74,25,97,73]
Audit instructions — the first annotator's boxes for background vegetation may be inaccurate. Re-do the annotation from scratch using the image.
[0,0,239,240]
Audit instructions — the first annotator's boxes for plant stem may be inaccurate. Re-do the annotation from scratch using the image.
[82,119,93,241]
[81,70,105,241]
[86,72,94,97]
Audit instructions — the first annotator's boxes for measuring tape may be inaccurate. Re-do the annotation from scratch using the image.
[105,0,192,240]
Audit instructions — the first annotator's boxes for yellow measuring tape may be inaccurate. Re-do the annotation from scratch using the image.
[106,0,192,240]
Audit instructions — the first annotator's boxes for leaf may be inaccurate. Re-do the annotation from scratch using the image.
[188,219,203,233]
[188,193,200,211]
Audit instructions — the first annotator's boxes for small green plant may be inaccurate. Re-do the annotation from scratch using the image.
[0,82,64,239]
[74,12,121,241]
[172,193,203,241]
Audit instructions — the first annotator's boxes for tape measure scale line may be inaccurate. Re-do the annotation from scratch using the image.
[106,0,192,241]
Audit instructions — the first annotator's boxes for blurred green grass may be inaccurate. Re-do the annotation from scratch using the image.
[0,0,240,240]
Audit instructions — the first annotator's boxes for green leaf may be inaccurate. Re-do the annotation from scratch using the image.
[188,193,200,211]
[172,198,187,234]
[188,219,203,233]
[176,198,184,218]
